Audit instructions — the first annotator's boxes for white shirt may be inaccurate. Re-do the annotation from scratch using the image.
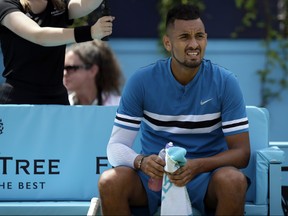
[68,92,121,106]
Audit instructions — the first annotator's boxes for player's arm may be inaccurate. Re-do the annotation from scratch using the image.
[202,132,250,170]
[107,125,139,168]
[192,132,250,175]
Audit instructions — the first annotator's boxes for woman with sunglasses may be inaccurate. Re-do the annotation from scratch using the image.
[63,40,124,105]
[0,0,114,104]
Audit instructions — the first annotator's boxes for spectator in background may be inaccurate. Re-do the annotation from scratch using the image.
[64,40,124,105]
[0,0,114,104]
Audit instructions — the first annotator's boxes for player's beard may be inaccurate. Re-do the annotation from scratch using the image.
[171,49,202,69]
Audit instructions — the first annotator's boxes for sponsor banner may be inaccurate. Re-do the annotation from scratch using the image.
[0,105,118,201]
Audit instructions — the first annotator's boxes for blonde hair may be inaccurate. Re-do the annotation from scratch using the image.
[20,0,66,12]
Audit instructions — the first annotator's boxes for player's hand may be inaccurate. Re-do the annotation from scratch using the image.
[141,155,165,179]
[166,159,198,187]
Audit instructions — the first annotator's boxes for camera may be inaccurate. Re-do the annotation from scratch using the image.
[100,0,110,41]
[87,0,111,41]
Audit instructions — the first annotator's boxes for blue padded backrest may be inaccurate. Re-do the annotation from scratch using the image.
[243,106,269,202]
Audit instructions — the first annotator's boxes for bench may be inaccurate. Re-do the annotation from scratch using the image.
[0,105,285,215]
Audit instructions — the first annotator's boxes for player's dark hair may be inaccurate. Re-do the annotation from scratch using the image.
[166,4,201,29]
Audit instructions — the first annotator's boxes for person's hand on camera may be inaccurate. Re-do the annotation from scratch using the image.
[91,16,115,40]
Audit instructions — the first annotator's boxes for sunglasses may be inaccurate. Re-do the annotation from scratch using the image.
[64,65,91,72]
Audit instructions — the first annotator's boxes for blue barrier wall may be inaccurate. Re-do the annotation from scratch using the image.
[0,39,287,141]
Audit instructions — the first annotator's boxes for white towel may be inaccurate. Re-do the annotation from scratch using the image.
[160,146,193,216]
